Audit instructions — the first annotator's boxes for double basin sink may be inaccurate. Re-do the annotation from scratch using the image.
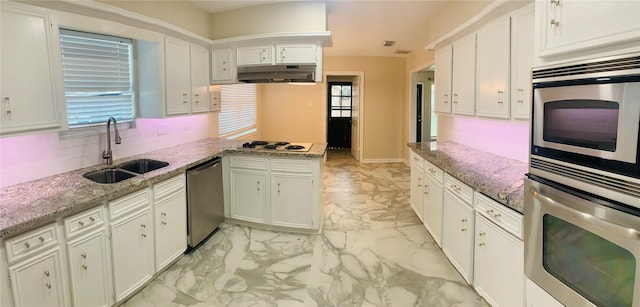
[83,159,169,184]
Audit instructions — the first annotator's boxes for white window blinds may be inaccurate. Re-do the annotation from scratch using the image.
[60,29,135,128]
[219,84,257,138]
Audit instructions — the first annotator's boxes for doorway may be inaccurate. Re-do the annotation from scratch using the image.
[327,81,352,149]
[416,82,424,142]
[409,68,436,143]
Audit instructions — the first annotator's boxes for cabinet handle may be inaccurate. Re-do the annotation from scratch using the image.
[479,242,485,246]
[44,270,50,277]
[141,233,147,238]
[486,209,494,214]
[3,97,11,120]
[81,252,87,259]
[141,224,147,237]
[89,216,95,222]
[494,213,502,218]
[461,228,467,232]
[24,242,30,249]
[38,236,45,243]
[550,19,560,27]
[479,231,485,236]
[182,93,188,104]
[195,94,200,103]
[277,182,281,194]
[78,220,84,227]
[46,282,52,289]
[461,218,467,223]
[550,0,560,5]
[82,264,88,270]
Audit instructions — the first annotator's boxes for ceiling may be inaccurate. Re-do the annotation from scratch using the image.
[190,1,449,57]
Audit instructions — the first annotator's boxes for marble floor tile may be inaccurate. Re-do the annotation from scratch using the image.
[123,149,487,307]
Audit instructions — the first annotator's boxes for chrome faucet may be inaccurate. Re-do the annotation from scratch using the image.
[102,117,122,165]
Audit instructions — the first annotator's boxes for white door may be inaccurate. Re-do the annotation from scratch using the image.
[434,45,452,114]
[190,44,210,113]
[67,230,112,307]
[442,191,474,283]
[276,44,317,64]
[476,16,510,119]
[154,190,187,270]
[230,169,268,223]
[423,174,444,246]
[9,250,68,307]
[474,214,524,307]
[271,173,313,228]
[451,34,476,116]
[237,45,273,66]
[165,37,191,115]
[110,209,154,301]
[512,4,535,120]
[410,161,424,222]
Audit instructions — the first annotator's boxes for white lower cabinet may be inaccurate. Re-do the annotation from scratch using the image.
[67,230,112,307]
[153,175,187,270]
[226,155,322,230]
[474,214,524,307]
[442,187,475,284]
[230,168,268,223]
[271,172,313,228]
[410,157,425,222]
[109,189,155,302]
[422,161,444,246]
[8,249,68,307]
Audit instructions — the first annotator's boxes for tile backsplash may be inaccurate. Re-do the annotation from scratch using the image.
[0,115,209,188]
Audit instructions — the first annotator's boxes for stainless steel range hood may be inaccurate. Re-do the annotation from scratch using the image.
[237,64,316,83]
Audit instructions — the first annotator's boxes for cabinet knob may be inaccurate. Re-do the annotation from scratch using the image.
[81,252,87,259]
[46,282,52,289]
[89,216,96,222]
[78,220,85,227]
[24,242,30,249]
[461,228,467,232]
[44,270,50,277]
[461,218,467,223]
[82,264,88,270]
[550,19,560,27]
[479,231,485,236]
[39,236,45,243]
[479,242,485,246]
[161,221,167,225]
[3,97,11,120]
[550,0,560,5]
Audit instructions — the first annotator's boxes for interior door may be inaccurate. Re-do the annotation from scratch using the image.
[416,82,423,142]
[327,82,352,149]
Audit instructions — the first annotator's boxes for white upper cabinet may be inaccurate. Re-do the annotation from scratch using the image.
[0,3,64,136]
[476,16,510,119]
[451,34,476,116]
[276,44,317,64]
[164,37,191,116]
[536,0,640,58]
[434,45,453,114]
[211,48,235,82]
[511,4,535,120]
[237,45,274,66]
[190,44,211,113]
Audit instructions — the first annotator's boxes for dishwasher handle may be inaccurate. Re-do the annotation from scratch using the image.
[188,157,220,175]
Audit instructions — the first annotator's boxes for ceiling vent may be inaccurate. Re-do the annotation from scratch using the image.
[383,40,395,47]
[394,49,411,55]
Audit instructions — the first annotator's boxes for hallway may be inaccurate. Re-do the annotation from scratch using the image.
[123,150,487,306]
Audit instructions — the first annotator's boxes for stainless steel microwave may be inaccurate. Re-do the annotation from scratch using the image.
[530,53,640,205]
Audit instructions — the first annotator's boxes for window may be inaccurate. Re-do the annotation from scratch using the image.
[60,29,135,129]
[329,83,352,117]
[219,84,257,138]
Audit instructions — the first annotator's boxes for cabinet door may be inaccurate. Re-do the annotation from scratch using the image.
[451,34,476,116]
[434,45,452,114]
[476,16,510,119]
[0,4,62,135]
[211,48,233,81]
[276,44,317,64]
[237,45,274,66]
[474,214,524,307]
[67,230,112,307]
[423,174,444,246]
[190,44,210,113]
[512,4,534,120]
[154,190,187,270]
[271,173,313,228]
[230,169,268,223]
[8,249,68,307]
[410,161,424,222]
[442,190,474,283]
[538,0,640,58]
[165,37,191,115]
[110,209,154,302]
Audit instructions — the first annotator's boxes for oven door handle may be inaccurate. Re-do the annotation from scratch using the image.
[528,185,640,240]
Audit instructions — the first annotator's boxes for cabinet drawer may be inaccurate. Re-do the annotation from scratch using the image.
[230,156,268,170]
[153,174,185,200]
[444,174,473,205]
[64,206,105,239]
[474,192,523,240]
[423,160,443,183]
[109,188,151,220]
[410,150,424,166]
[5,223,59,263]
[271,159,312,172]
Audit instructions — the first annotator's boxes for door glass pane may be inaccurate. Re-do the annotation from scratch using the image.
[341,86,351,96]
[542,214,635,306]
[543,99,619,151]
[331,110,341,117]
[341,97,351,107]
[332,97,341,107]
[331,85,342,96]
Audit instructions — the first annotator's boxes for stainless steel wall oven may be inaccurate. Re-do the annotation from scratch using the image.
[526,53,640,307]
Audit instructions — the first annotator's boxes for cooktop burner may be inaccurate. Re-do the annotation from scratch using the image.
[239,141,312,152]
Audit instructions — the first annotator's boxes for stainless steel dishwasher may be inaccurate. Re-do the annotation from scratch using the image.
[186,157,224,252]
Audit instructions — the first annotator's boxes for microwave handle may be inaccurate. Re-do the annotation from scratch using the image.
[528,186,640,240]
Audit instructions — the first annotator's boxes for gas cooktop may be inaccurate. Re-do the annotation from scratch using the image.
[239,141,313,152]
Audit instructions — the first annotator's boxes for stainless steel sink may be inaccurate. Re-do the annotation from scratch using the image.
[83,168,137,184]
[118,159,169,174]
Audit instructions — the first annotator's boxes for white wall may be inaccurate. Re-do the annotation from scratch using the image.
[0,115,209,188]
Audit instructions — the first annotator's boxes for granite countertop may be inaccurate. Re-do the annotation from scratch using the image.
[0,139,327,239]
[407,141,528,214]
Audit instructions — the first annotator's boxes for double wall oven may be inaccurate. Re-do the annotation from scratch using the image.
[525,52,640,306]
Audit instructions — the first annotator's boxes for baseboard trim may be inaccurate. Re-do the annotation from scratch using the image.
[360,158,405,164]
